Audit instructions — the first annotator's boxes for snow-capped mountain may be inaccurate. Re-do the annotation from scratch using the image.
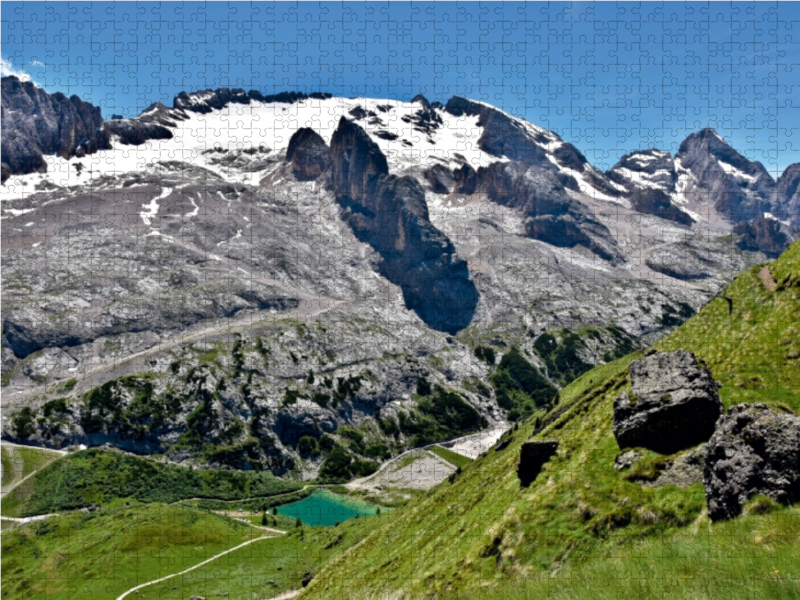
[2,76,797,473]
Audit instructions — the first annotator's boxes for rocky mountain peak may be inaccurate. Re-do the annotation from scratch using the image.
[329,116,389,202]
[285,127,330,181]
[1,75,110,182]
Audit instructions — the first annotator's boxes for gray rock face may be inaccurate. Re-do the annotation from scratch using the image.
[613,350,723,454]
[103,119,174,146]
[173,88,332,114]
[733,217,794,258]
[468,161,624,263]
[676,128,775,222]
[329,117,479,334]
[776,163,800,226]
[1,75,110,181]
[704,403,800,521]
[445,96,551,164]
[614,449,643,471]
[286,128,330,181]
[517,440,559,487]
[646,445,706,489]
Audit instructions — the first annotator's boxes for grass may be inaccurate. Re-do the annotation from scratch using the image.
[430,445,472,469]
[0,503,258,600]
[656,243,800,412]
[0,444,62,495]
[83,508,396,600]
[300,241,800,600]
[440,506,800,600]
[1,448,301,518]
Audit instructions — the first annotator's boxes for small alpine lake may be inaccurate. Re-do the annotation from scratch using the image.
[275,489,384,526]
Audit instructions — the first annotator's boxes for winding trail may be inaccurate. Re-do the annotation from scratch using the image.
[1,442,66,498]
[4,298,350,408]
[114,533,283,600]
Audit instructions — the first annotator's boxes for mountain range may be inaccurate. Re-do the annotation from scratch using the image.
[1,75,798,475]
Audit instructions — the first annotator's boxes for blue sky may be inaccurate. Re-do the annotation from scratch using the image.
[3,1,800,173]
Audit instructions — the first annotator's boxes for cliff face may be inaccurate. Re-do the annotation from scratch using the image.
[329,117,479,333]
[1,76,110,182]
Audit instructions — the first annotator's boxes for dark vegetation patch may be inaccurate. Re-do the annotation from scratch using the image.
[6,448,301,517]
[658,301,695,327]
[490,347,557,421]
[533,331,593,386]
[473,345,496,365]
[318,445,379,483]
[396,386,488,445]
[602,325,640,363]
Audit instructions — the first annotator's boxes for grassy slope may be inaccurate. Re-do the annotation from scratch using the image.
[430,445,473,469]
[1,503,258,600]
[301,242,800,599]
[1,445,61,494]
[1,448,302,518]
[135,512,398,600]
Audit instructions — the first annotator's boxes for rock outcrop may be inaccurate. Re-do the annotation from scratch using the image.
[286,128,330,181]
[517,440,559,487]
[733,217,794,258]
[1,75,110,182]
[329,117,479,333]
[704,403,800,521]
[776,163,800,227]
[613,350,723,454]
[173,87,332,114]
[103,119,174,146]
[459,160,624,262]
[676,128,774,222]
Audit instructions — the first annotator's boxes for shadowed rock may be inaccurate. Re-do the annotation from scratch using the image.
[704,403,800,521]
[776,163,800,227]
[517,440,559,488]
[733,217,794,258]
[1,75,110,182]
[613,350,723,454]
[329,117,479,333]
[286,128,330,181]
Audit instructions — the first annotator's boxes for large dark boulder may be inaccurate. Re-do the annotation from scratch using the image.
[328,117,479,334]
[285,128,330,181]
[704,403,800,521]
[1,75,111,182]
[613,350,723,454]
[517,440,559,488]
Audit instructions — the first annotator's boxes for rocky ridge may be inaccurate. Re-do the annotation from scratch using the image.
[1,79,798,474]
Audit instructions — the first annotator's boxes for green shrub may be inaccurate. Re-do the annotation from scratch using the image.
[474,346,496,365]
[298,435,320,457]
[491,347,556,421]
[7,449,302,516]
[12,407,36,438]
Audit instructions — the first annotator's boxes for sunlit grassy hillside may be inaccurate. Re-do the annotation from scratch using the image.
[300,241,800,599]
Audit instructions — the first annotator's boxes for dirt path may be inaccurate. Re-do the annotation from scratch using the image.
[1,442,67,498]
[1,513,59,527]
[759,265,778,291]
[114,533,281,600]
[4,298,349,409]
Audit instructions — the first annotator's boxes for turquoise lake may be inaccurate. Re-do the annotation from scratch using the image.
[276,489,382,526]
